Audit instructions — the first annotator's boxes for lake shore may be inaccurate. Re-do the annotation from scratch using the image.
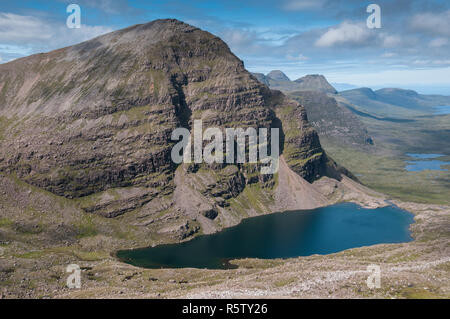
[1,195,448,299]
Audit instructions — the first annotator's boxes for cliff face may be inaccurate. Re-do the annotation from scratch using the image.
[0,19,344,236]
[288,90,374,147]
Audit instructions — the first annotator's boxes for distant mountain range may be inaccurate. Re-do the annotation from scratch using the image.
[338,87,450,117]
[251,70,337,94]
[252,70,450,148]
[289,90,373,147]
[252,71,371,147]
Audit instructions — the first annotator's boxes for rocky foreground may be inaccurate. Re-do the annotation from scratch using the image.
[0,161,448,299]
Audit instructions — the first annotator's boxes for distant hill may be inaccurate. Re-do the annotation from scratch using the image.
[267,70,290,82]
[252,71,368,146]
[288,90,373,147]
[293,74,337,94]
[251,71,337,94]
[339,87,450,117]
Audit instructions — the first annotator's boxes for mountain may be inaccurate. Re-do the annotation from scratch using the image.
[0,19,362,243]
[251,72,270,86]
[251,71,337,94]
[293,74,337,94]
[339,87,450,117]
[252,70,300,91]
[267,70,290,82]
[374,88,450,110]
[251,72,370,147]
[288,90,373,146]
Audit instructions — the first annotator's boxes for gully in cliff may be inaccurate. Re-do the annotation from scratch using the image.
[171,120,280,174]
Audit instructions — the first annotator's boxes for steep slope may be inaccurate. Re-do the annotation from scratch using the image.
[289,90,373,146]
[0,19,359,240]
[251,73,373,148]
[251,72,270,86]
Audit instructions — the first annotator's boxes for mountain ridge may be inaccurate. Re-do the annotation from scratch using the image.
[250,71,337,94]
[0,19,366,241]
[339,87,450,116]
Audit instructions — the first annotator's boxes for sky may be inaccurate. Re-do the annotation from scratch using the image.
[0,0,449,94]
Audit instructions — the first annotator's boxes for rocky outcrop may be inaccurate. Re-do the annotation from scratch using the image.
[289,90,373,147]
[201,208,218,220]
[0,19,351,235]
[251,73,270,86]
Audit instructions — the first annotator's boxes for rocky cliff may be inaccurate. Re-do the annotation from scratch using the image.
[0,19,355,240]
[288,90,374,147]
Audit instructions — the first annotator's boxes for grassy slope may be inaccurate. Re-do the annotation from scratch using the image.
[320,106,450,205]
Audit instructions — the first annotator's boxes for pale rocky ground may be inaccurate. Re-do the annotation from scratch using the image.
[51,202,450,299]
[0,158,448,299]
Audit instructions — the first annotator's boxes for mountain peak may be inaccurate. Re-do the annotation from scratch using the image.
[293,74,337,94]
[267,70,290,82]
[0,18,343,221]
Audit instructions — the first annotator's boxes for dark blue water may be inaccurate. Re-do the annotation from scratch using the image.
[405,153,450,171]
[117,203,414,269]
[433,105,450,115]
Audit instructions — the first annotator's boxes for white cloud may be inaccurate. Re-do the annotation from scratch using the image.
[221,29,255,47]
[219,29,268,55]
[325,66,450,87]
[381,34,402,48]
[286,53,308,61]
[282,0,325,11]
[0,44,32,55]
[410,10,450,36]
[429,37,448,48]
[59,0,132,14]
[381,52,396,58]
[0,13,53,43]
[315,22,370,48]
[0,12,113,58]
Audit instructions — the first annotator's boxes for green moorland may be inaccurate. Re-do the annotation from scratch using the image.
[321,104,450,205]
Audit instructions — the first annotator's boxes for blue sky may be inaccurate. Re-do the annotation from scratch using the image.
[1,0,449,93]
